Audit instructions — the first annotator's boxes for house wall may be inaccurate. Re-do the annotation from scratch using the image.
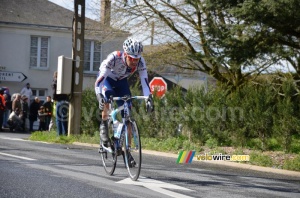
[0,25,69,102]
[0,24,125,102]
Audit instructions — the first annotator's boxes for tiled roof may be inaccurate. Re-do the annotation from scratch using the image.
[0,0,106,31]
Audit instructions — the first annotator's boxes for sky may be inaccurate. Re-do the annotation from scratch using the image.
[48,0,152,44]
[47,0,295,73]
[48,0,98,20]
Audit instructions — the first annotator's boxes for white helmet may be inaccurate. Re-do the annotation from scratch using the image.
[123,38,143,58]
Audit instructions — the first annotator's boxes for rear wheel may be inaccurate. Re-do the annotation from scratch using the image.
[123,120,141,181]
[100,120,117,175]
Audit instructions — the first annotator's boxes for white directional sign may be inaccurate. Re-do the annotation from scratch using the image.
[0,71,27,82]
[117,177,194,198]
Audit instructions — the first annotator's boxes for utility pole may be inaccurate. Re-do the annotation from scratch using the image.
[100,0,111,26]
[68,0,85,135]
[150,21,154,45]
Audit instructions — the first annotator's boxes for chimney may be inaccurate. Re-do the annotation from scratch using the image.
[101,0,111,26]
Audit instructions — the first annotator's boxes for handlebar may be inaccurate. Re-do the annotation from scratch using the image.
[109,95,149,102]
[109,95,150,118]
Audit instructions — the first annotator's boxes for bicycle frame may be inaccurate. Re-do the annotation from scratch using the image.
[101,95,146,150]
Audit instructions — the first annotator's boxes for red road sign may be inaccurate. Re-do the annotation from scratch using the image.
[149,77,167,98]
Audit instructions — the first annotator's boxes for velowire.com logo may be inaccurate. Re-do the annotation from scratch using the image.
[177,151,250,164]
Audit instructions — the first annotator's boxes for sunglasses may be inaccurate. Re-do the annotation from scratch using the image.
[127,56,140,62]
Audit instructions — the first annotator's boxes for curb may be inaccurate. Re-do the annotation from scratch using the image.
[73,142,300,178]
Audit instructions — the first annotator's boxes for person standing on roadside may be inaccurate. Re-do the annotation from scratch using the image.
[52,71,69,136]
[3,89,11,128]
[29,97,40,132]
[20,83,33,105]
[38,106,47,131]
[43,96,53,131]
[21,95,29,132]
[0,88,6,131]
[12,93,22,112]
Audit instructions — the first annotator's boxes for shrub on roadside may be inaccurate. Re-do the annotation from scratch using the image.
[80,88,100,136]
[249,152,273,167]
[283,155,300,171]
[290,135,300,154]
[205,136,218,149]
[266,138,282,151]
[79,77,300,156]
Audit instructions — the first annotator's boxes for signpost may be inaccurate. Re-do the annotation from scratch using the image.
[0,71,27,82]
[149,77,167,98]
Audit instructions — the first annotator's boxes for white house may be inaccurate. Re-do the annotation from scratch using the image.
[0,0,129,103]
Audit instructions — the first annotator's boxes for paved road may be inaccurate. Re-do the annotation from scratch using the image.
[0,132,299,198]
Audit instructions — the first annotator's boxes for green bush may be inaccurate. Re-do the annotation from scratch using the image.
[246,138,263,150]
[290,135,300,154]
[283,155,300,171]
[79,77,300,155]
[141,137,157,150]
[266,138,282,151]
[80,88,100,136]
[249,152,273,167]
[205,136,218,149]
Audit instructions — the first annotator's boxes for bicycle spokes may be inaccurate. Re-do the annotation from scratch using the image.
[100,121,117,175]
[123,121,141,181]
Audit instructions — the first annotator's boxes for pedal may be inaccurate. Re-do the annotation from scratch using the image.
[131,160,136,167]
[128,161,136,168]
[98,147,106,154]
[117,147,123,156]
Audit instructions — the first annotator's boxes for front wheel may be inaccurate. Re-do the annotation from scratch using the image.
[123,120,141,181]
[100,121,117,175]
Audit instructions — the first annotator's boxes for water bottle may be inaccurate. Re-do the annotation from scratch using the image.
[113,120,121,139]
[118,124,125,147]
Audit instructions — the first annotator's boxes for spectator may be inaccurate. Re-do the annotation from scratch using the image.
[52,71,69,136]
[0,88,6,131]
[2,90,11,128]
[21,95,29,132]
[29,97,40,132]
[43,96,53,131]
[3,89,11,128]
[48,100,55,132]
[12,93,22,112]
[38,106,47,131]
[2,93,8,128]
[20,83,33,104]
[11,93,17,102]
[7,108,23,132]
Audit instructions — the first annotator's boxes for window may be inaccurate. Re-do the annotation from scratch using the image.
[84,40,101,72]
[30,36,49,68]
[32,89,47,104]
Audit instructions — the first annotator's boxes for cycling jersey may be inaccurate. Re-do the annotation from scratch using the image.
[95,51,151,97]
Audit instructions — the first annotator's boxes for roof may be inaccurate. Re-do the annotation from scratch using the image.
[0,0,127,35]
[0,0,76,28]
[128,70,187,93]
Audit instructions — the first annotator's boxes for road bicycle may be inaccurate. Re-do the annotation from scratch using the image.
[99,95,150,181]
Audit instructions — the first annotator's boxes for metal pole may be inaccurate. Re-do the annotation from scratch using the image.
[68,0,85,135]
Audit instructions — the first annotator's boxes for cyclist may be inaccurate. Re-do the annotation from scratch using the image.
[95,38,154,148]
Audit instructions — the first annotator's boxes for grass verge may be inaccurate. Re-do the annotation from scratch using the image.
[29,131,300,172]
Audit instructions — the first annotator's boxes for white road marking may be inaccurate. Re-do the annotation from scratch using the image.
[0,137,29,141]
[117,177,194,198]
[0,152,36,161]
[0,136,50,144]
